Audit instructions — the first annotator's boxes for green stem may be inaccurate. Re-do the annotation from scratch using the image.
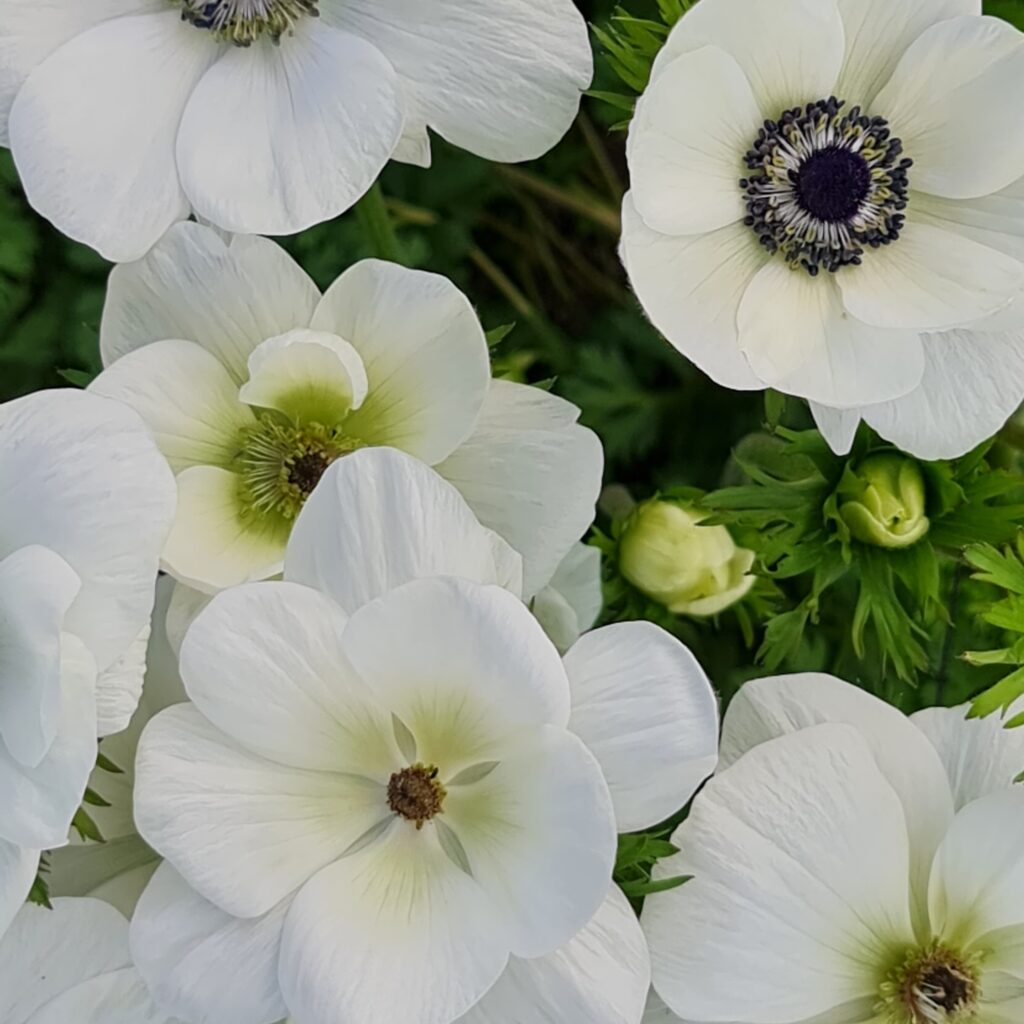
[355,181,406,264]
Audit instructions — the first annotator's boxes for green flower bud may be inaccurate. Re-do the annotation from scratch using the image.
[837,453,930,550]
[618,500,755,617]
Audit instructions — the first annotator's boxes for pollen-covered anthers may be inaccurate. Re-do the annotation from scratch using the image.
[236,418,361,520]
[180,0,320,46]
[741,97,912,276]
[880,946,980,1024]
[387,764,447,829]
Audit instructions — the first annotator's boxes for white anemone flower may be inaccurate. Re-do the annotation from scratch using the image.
[0,0,592,262]
[1,897,181,1023]
[129,446,721,1024]
[0,390,175,935]
[89,223,602,600]
[622,0,1024,459]
[642,673,1024,1024]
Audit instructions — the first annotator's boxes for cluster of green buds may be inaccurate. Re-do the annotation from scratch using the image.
[836,452,930,550]
[618,499,755,617]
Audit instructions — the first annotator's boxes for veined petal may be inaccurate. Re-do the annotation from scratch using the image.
[0,546,80,767]
[90,338,255,474]
[8,11,218,262]
[0,841,38,939]
[285,447,523,614]
[239,329,369,424]
[341,578,571,774]
[721,673,955,932]
[874,16,1024,200]
[100,224,320,382]
[280,823,508,1024]
[643,726,916,1023]
[834,0,981,106]
[180,581,400,777]
[564,623,719,833]
[311,259,490,464]
[131,862,288,1024]
[458,886,650,1024]
[0,633,96,850]
[911,701,1024,810]
[329,0,592,163]
[178,22,403,235]
[134,703,387,918]
[161,466,288,593]
[436,380,603,598]
[93,619,149,739]
[628,45,761,235]
[651,0,845,116]
[620,195,768,391]
[836,220,1024,331]
[738,262,924,407]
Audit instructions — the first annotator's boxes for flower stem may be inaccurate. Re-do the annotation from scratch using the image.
[355,181,406,264]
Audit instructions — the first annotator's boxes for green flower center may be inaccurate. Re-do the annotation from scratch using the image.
[879,945,981,1024]
[179,0,320,46]
[387,764,447,830]
[236,417,362,521]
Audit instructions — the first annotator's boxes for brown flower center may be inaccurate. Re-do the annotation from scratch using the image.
[387,764,447,829]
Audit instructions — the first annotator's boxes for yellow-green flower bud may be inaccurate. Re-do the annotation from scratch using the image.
[619,500,755,617]
[837,453,929,549]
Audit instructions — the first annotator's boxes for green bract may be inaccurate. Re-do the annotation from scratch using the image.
[837,453,930,550]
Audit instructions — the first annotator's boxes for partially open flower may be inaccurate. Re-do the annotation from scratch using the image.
[619,500,755,616]
[837,452,930,549]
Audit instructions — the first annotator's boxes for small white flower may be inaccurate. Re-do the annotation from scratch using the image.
[0,0,592,261]
[622,0,1024,458]
[0,897,180,1023]
[90,223,602,599]
[129,446,721,1024]
[0,390,175,935]
[643,673,1024,1024]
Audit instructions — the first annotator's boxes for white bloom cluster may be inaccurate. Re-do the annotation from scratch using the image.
[0,0,1022,1022]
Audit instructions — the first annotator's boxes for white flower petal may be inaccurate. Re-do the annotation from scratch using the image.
[100,223,320,383]
[911,701,1024,810]
[620,195,769,391]
[564,623,719,833]
[134,703,386,918]
[858,329,1024,460]
[161,466,288,593]
[0,841,38,939]
[836,220,1024,331]
[720,673,954,928]
[285,447,523,614]
[643,725,916,1023]
[8,11,217,262]
[928,788,1024,948]
[0,0,164,145]
[0,546,79,767]
[834,0,981,106]
[874,15,1024,200]
[0,633,96,850]
[279,823,508,1024]
[330,0,592,162]
[91,339,255,474]
[94,620,149,739]
[239,329,369,424]
[628,45,761,234]
[444,727,616,959]
[641,989,682,1024]
[532,543,603,654]
[25,965,178,1024]
[178,22,403,235]
[810,403,861,456]
[459,886,650,1024]
[341,578,572,772]
[738,262,924,407]
[0,897,130,1022]
[0,389,175,674]
[311,259,490,464]
[131,862,288,1024]
[181,581,400,777]
[651,0,845,116]
[436,380,603,597]
[48,838,157,918]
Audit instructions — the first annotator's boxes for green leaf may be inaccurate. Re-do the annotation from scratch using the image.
[969,665,1024,720]
[618,874,692,900]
